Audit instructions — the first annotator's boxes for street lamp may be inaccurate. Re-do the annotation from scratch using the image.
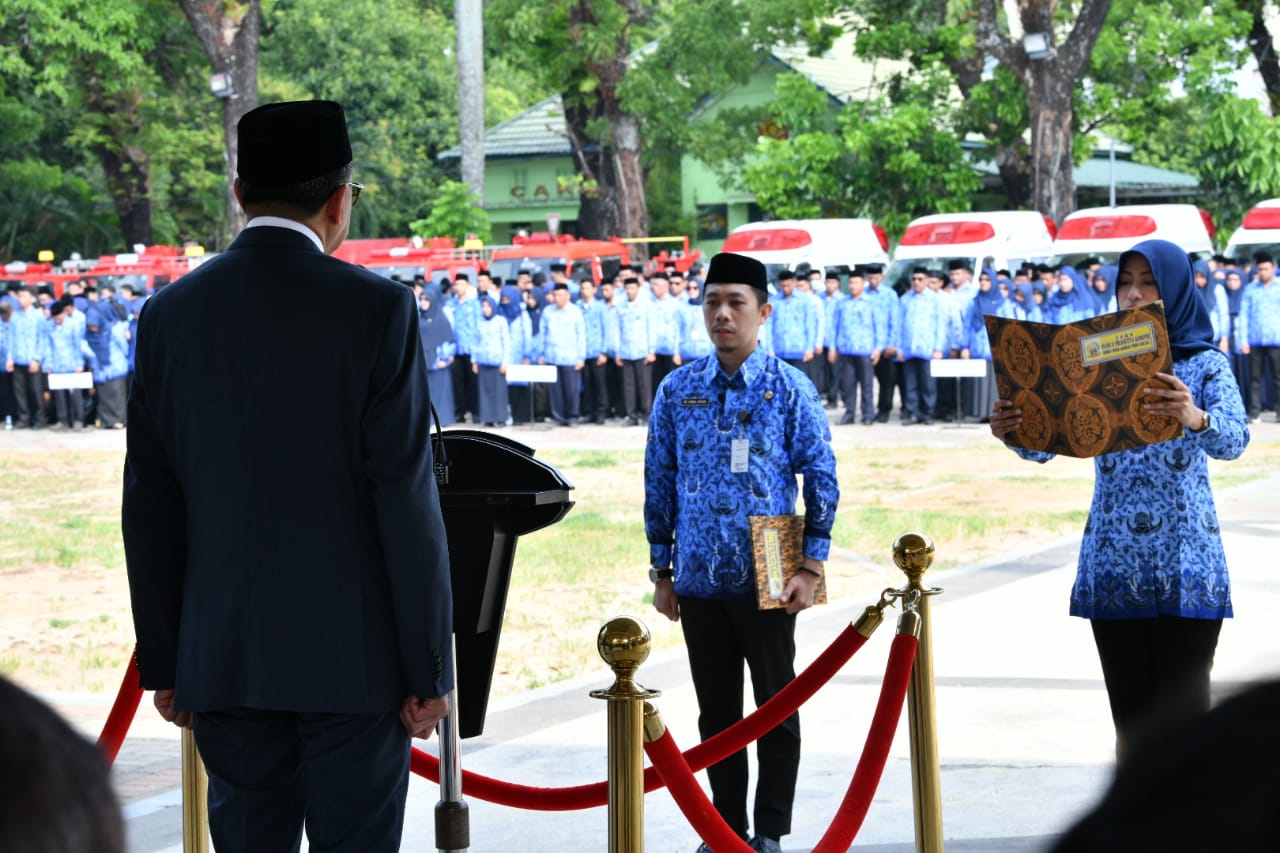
[209,72,235,100]
[1023,32,1053,61]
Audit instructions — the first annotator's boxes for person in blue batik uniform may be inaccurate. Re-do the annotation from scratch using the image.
[539,281,586,426]
[38,298,96,429]
[991,238,1249,761]
[765,270,818,378]
[645,252,838,853]
[1238,252,1280,421]
[826,270,882,425]
[895,271,947,424]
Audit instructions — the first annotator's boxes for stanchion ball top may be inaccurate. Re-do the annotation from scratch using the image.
[597,615,652,669]
[892,532,936,575]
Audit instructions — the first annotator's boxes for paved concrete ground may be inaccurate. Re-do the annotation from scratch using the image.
[38,419,1280,852]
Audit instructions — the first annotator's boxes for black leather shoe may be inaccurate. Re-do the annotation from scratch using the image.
[839,412,857,425]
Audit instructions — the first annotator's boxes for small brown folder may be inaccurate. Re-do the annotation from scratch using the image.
[750,515,828,611]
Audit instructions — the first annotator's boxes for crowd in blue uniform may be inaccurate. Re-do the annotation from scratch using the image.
[7,248,1275,433]
[409,249,1280,431]
[0,279,144,431]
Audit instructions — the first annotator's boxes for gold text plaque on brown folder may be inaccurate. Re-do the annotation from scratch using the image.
[984,301,1183,459]
[750,515,827,611]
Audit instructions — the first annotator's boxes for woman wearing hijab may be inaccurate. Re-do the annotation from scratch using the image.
[962,268,1007,420]
[498,285,535,425]
[522,287,550,422]
[1044,265,1096,324]
[418,283,456,427]
[470,295,511,427]
[1089,265,1118,315]
[675,277,712,364]
[1222,269,1251,411]
[990,239,1249,762]
[1194,266,1229,350]
[1000,282,1042,323]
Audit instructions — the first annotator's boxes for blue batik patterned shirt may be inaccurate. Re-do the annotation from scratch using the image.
[644,347,840,600]
[1239,281,1280,346]
[1015,349,1248,620]
[767,292,818,360]
[829,293,883,356]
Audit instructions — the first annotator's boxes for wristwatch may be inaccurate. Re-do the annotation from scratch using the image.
[649,566,674,583]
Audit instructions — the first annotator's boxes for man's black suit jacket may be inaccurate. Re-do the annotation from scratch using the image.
[122,225,453,713]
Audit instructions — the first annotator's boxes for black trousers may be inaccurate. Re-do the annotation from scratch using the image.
[838,354,875,420]
[1247,345,1280,417]
[0,371,14,421]
[679,596,799,841]
[620,358,652,419]
[194,708,409,853]
[875,355,898,415]
[12,367,44,427]
[651,354,676,402]
[51,387,84,427]
[605,359,625,418]
[582,357,607,421]
[450,355,477,421]
[1091,616,1222,761]
[549,364,581,424]
[901,358,936,420]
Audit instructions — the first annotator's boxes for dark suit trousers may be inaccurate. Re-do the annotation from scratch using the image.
[679,596,799,841]
[875,355,898,415]
[194,708,409,853]
[839,354,875,420]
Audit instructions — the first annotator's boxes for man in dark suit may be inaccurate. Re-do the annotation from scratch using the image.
[122,100,453,853]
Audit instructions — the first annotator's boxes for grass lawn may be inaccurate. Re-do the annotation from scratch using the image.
[2,435,1277,698]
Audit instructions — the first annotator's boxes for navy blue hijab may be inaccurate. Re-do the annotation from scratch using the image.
[1119,239,1216,361]
[418,283,453,352]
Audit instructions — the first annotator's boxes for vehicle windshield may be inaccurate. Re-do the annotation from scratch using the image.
[1227,243,1280,266]
[487,257,558,282]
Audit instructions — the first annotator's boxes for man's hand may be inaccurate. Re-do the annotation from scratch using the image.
[154,689,193,729]
[401,695,449,739]
[653,579,679,622]
[782,561,823,615]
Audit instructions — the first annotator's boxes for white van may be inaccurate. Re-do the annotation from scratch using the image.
[1050,204,1216,267]
[885,211,1057,293]
[1224,198,1280,264]
[720,219,890,283]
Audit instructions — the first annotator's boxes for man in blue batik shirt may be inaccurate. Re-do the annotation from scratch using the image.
[645,252,839,853]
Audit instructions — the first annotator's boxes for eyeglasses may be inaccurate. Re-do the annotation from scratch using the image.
[332,180,363,204]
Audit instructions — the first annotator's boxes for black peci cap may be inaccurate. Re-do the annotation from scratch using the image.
[704,252,768,293]
[237,100,353,187]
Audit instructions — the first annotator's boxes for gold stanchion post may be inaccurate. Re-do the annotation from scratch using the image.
[893,532,944,853]
[181,728,210,853]
[590,616,661,853]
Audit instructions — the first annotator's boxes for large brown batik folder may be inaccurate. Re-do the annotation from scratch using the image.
[984,302,1183,458]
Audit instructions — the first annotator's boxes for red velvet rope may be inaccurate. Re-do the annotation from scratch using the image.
[811,633,917,853]
[643,730,754,853]
[97,649,144,765]
[410,623,869,809]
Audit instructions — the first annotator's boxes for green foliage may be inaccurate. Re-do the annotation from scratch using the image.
[409,179,491,244]
[742,71,981,235]
[1186,95,1280,235]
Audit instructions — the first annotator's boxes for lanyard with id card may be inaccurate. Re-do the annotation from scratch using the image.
[731,409,751,474]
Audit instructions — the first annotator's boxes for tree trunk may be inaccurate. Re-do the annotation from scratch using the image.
[606,113,648,242]
[1028,69,1076,224]
[179,0,261,244]
[83,85,153,248]
[1246,2,1280,116]
[994,142,1033,209]
[455,0,485,204]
